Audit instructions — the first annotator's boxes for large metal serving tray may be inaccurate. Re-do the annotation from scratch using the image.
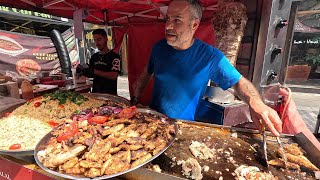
[34,108,178,180]
[85,93,130,106]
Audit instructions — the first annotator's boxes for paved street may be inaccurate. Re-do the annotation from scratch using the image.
[286,80,320,134]
[117,75,130,100]
[118,75,320,133]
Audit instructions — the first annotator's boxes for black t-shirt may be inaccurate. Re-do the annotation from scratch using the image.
[89,51,121,95]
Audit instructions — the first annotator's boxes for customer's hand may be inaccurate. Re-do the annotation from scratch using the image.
[249,101,282,136]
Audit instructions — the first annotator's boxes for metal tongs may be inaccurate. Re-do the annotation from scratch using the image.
[262,124,288,168]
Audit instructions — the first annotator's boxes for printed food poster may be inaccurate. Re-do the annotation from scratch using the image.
[0,29,79,78]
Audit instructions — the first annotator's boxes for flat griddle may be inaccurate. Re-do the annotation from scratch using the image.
[122,120,319,180]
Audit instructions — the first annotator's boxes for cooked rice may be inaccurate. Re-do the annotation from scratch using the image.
[0,115,52,150]
[10,95,105,123]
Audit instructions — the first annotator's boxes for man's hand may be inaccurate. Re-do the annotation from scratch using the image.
[249,100,282,136]
[234,77,282,136]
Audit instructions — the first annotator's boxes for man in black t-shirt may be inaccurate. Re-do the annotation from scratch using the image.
[88,29,121,95]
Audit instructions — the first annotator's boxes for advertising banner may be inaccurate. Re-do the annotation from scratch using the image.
[0,30,59,78]
[0,29,78,78]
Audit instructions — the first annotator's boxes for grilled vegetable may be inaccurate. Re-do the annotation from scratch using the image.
[9,144,21,150]
[88,116,109,124]
[43,91,88,105]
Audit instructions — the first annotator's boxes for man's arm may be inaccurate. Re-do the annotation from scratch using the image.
[234,77,282,136]
[133,66,152,101]
[94,69,118,80]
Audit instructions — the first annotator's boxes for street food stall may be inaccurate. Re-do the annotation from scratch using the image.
[0,0,320,179]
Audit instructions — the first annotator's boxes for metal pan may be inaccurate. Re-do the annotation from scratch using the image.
[128,120,318,180]
[0,148,34,157]
[34,108,178,180]
[85,93,130,106]
[0,93,130,157]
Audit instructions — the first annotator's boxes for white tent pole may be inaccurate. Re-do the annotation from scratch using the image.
[19,0,36,7]
[43,0,65,8]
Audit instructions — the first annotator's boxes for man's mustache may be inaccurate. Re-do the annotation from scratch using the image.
[166,30,176,35]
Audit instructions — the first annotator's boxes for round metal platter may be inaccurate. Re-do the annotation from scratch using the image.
[85,93,130,106]
[34,108,178,179]
[0,93,130,157]
[0,148,34,156]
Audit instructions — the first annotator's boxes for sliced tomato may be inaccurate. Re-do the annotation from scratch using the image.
[118,106,137,119]
[88,116,108,124]
[34,102,42,107]
[4,112,11,117]
[28,96,42,102]
[58,105,65,109]
[57,122,78,142]
[9,144,21,150]
[48,121,59,128]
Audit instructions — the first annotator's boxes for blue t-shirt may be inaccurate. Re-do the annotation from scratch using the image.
[147,39,242,120]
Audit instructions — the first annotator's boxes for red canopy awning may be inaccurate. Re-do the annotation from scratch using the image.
[1,0,216,104]
[1,0,219,25]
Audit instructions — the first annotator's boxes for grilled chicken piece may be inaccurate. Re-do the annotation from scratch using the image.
[84,168,101,178]
[283,143,304,156]
[165,124,175,140]
[119,143,143,151]
[79,160,103,168]
[279,151,319,171]
[105,150,131,175]
[168,124,175,134]
[64,163,85,174]
[131,150,148,161]
[135,124,147,134]
[84,137,95,147]
[106,137,125,147]
[119,126,130,134]
[126,124,139,131]
[145,137,165,151]
[268,158,300,170]
[143,116,159,123]
[73,132,92,145]
[87,125,100,137]
[141,124,157,139]
[126,137,147,145]
[43,144,86,168]
[84,140,111,162]
[153,141,166,155]
[101,154,112,174]
[125,130,140,138]
[109,147,121,154]
[144,142,156,151]
[105,119,134,126]
[50,144,63,155]
[131,153,152,168]
[113,150,131,162]
[61,157,78,170]
[102,124,125,136]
